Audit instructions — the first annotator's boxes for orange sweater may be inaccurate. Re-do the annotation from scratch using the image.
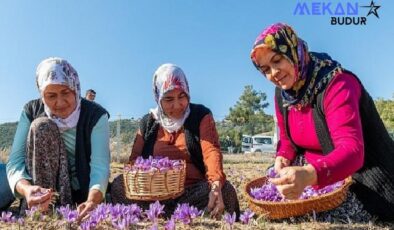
[129,114,226,187]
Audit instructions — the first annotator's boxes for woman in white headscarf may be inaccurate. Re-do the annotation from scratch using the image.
[2,57,110,219]
[111,64,240,219]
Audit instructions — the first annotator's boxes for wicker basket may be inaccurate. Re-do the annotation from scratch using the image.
[244,176,352,219]
[123,161,186,201]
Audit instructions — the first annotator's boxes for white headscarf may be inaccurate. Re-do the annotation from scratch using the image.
[150,64,191,133]
[36,57,81,132]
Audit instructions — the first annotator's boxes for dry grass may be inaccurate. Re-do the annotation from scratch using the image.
[2,153,394,229]
[0,147,10,163]
[110,141,132,164]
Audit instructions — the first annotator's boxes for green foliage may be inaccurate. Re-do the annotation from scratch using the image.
[374,96,394,133]
[0,122,17,149]
[109,118,139,145]
[216,121,243,153]
[218,85,274,151]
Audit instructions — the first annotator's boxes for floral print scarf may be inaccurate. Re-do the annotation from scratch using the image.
[251,23,344,109]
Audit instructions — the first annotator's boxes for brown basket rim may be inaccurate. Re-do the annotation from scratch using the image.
[244,176,352,206]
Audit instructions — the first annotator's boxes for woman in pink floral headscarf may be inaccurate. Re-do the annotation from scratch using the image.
[251,23,394,221]
[111,64,240,219]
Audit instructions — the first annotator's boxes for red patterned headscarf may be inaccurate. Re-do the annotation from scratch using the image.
[150,64,191,133]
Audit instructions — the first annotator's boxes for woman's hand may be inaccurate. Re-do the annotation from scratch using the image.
[270,164,317,200]
[77,189,103,221]
[207,181,225,219]
[16,179,52,211]
[274,156,291,174]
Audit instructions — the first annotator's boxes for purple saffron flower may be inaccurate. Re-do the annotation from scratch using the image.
[17,217,25,225]
[267,167,278,178]
[251,179,345,201]
[109,204,124,220]
[240,209,254,224]
[223,212,236,227]
[125,203,142,218]
[0,211,13,223]
[131,156,183,172]
[80,222,89,230]
[25,206,42,221]
[57,205,78,223]
[112,218,128,230]
[165,217,176,230]
[173,203,202,225]
[90,204,108,223]
[84,217,99,230]
[250,182,282,201]
[65,210,79,223]
[146,201,165,222]
[149,223,159,230]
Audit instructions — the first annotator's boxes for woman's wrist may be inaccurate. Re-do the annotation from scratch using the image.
[15,179,32,197]
[210,180,222,191]
[303,164,318,186]
[86,189,103,204]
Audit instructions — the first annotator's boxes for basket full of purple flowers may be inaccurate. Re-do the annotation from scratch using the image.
[244,169,352,219]
[123,156,186,201]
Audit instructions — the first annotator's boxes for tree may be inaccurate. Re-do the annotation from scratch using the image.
[216,85,274,153]
[226,85,273,135]
[374,96,394,133]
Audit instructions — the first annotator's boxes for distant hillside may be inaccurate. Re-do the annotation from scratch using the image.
[109,119,139,144]
[0,119,140,150]
[1,96,393,150]
[0,122,17,149]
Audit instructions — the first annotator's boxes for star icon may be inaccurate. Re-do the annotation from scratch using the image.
[361,0,381,18]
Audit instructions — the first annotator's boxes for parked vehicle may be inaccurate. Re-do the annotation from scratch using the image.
[241,134,276,153]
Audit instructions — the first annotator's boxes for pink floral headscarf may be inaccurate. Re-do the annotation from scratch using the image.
[250,23,343,108]
[250,23,309,85]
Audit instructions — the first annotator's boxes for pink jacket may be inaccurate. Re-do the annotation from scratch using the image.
[276,73,364,187]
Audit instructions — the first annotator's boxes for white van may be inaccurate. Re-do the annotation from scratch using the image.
[241,135,276,153]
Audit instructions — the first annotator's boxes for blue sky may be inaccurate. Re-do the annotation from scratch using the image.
[0,0,393,122]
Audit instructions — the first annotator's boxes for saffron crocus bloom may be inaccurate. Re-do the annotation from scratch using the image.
[146,201,165,222]
[223,212,236,228]
[240,209,254,224]
[128,156,183,172]
[0,211,13,223]
[81,220,94,230]
[266,167,278,178]
[250,183,282,201]
[126,203,143,218]
[173,203,202,225]
[26,206,42,221]
[251,179,345,201]
[57,205,79,223]
[165,217,176,230]
[149,223,159,230]
[17,217,25,225]
[112,218,128,230]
